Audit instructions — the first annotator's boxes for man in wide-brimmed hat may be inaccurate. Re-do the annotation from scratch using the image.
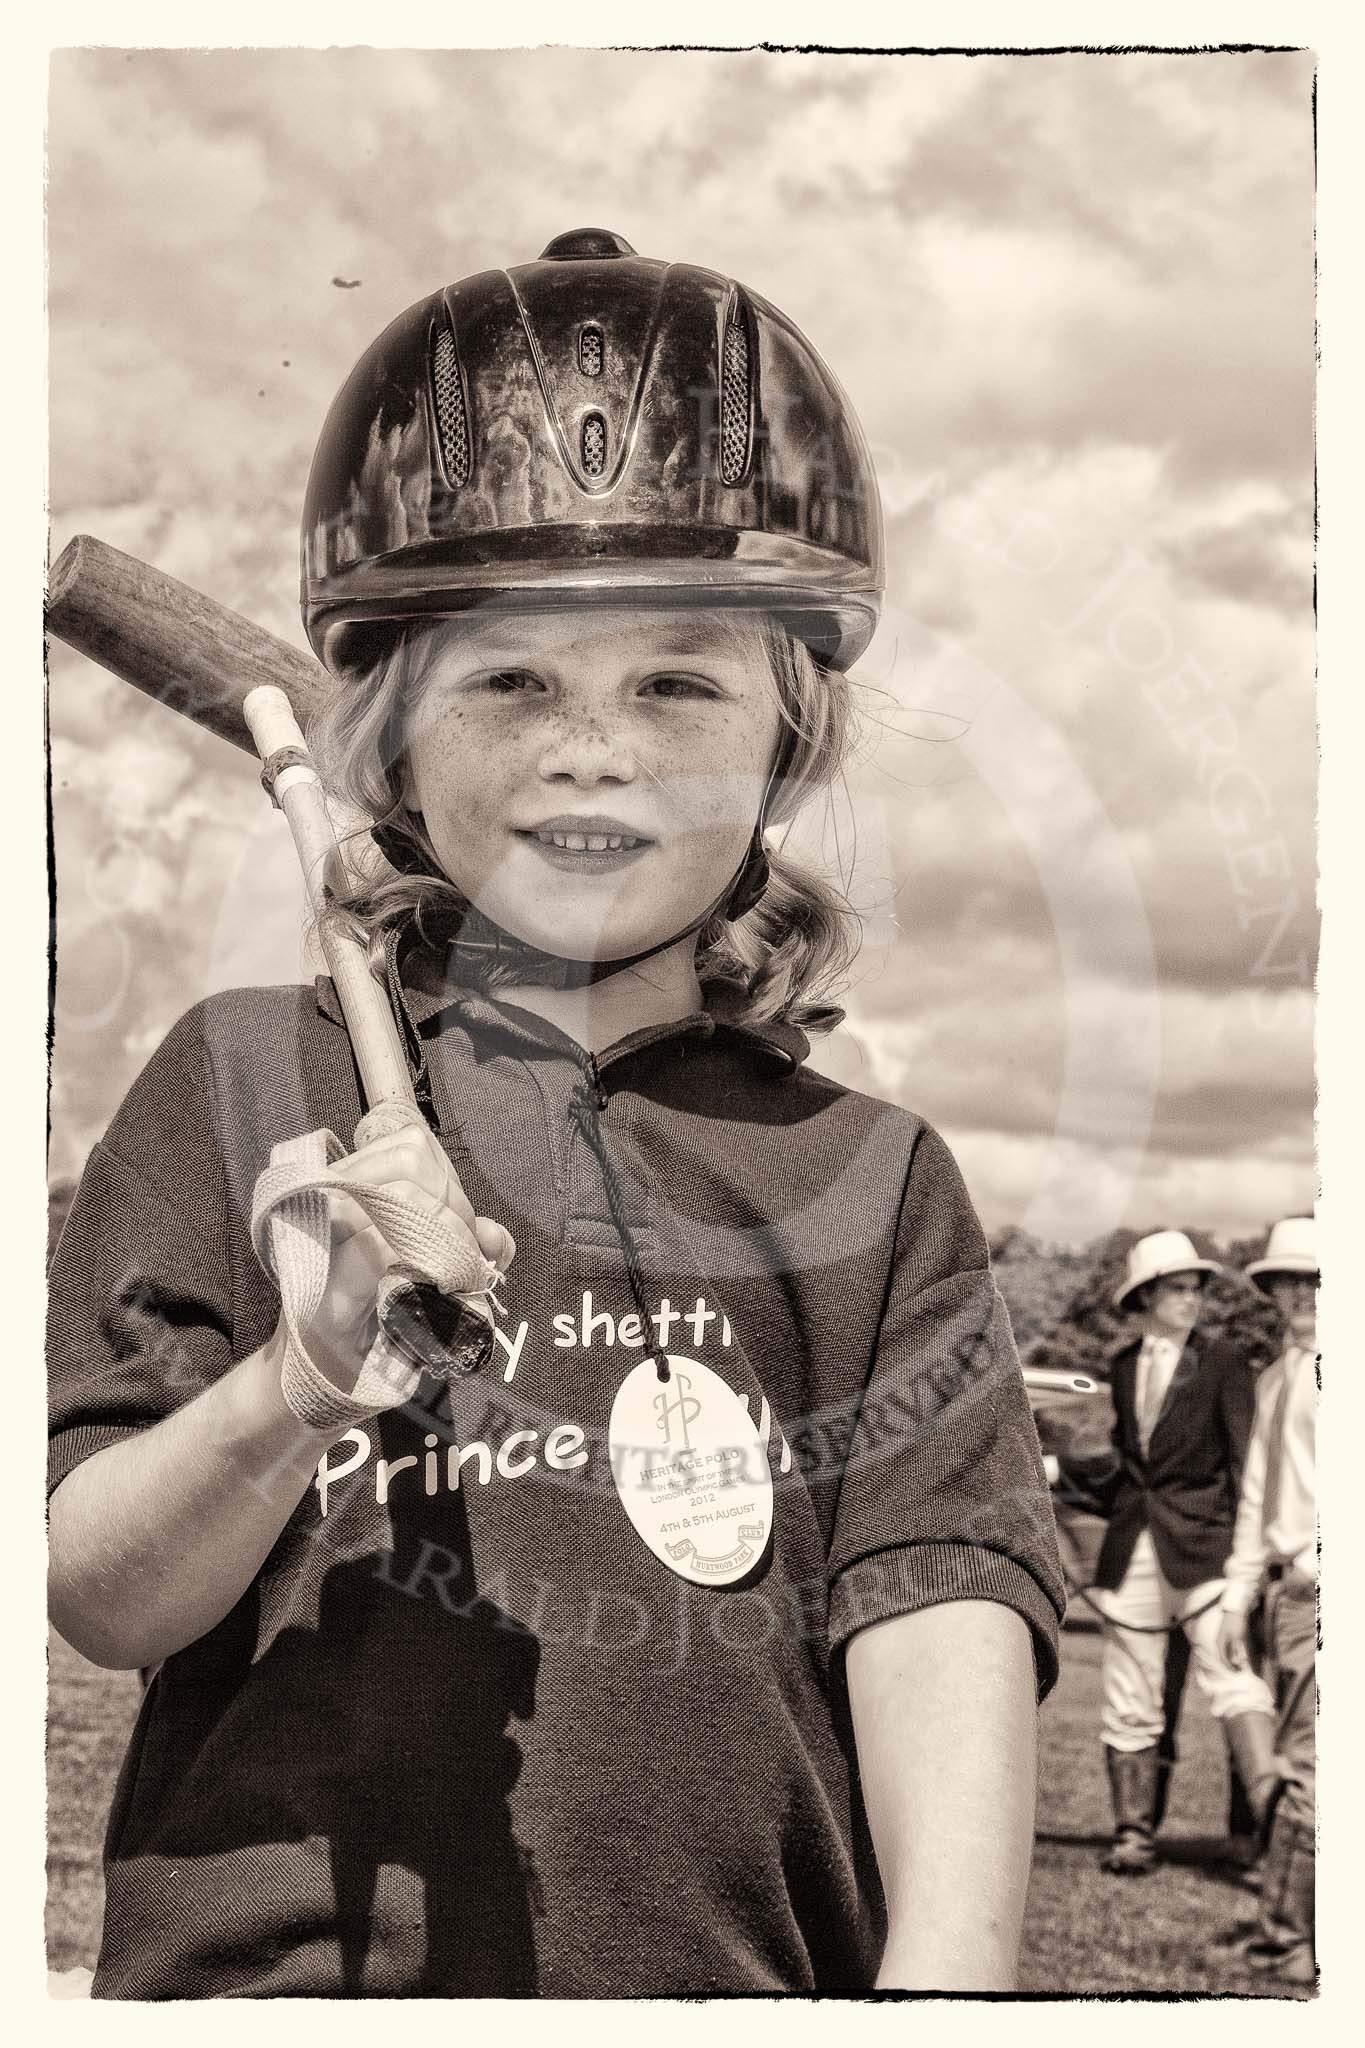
[1218,1216,1318,1988]
[1064,1230,1276,1875]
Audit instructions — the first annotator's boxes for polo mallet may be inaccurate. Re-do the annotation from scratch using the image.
[45,532,1094,1397]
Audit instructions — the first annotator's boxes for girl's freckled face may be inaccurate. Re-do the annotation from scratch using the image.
[404,609,784,960]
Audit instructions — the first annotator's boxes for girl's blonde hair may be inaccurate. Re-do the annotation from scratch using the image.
[309,612,860,1032]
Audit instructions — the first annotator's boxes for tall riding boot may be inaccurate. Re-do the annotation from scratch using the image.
[1100,1746,1160,1874]
[1248,1810,1315,1986]
[1226,1757,1256,1843]
[1222,1710,1281,1838]
[1156,1629,1188,1834]
[1152,1726,1177,1833]
[1223,1765,1260,1881]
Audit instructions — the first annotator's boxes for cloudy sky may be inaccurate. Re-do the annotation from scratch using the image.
[46,45,1316,1242]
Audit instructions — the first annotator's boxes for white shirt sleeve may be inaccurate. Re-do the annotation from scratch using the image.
[1220,1361,1276,1615]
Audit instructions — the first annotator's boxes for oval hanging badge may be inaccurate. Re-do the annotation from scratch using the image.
[608,1355,774,1586]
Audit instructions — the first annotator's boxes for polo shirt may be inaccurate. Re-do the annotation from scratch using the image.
[48,965,1063,1998]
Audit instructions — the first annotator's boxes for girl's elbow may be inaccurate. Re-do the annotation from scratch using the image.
[62,1631,147,1674]
[47,1534,154,1671]
[49,1556,203,1670]
[49,1594,144,1671]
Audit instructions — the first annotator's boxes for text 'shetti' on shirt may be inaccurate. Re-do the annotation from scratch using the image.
[48,972,1063,1998]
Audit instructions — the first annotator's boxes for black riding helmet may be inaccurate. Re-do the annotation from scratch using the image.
[301,230,884,982]
[303,228,883,674]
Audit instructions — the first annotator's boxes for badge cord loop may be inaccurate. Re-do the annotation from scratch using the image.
[566,1057,670,1385]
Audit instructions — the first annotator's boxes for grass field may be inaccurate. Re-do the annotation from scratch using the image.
[45,1621,1300,1998]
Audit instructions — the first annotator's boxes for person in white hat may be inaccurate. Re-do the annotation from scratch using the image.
[1062,1230,1276,1876]
[1217,1216,1318,1987]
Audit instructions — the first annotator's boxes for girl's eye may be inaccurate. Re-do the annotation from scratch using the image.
[475,669,541,695]
[643,673,718,700]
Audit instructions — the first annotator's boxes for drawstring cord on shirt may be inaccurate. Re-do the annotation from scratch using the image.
[566,1052,670,1385]
[372,919,666,1382]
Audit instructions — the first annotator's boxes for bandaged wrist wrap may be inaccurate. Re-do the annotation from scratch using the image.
[251,1112,500,1430]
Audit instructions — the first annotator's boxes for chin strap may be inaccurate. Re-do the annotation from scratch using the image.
[370,820,771,991]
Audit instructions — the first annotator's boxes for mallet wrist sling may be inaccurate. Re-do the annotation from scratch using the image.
[251,1123,501,1431]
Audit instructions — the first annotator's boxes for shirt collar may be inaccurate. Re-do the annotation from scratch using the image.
[314,967,810,1074]
[1118,1328,1191,1370]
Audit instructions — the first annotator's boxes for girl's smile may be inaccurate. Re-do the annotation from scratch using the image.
[405,609,783,964]
[517,810,655,873]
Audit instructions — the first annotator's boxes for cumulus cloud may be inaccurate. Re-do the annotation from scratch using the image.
[1159,502,1314,617]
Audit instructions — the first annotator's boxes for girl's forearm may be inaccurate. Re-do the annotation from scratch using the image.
[47,1332,339,1670]
[845,1599,1038,1992]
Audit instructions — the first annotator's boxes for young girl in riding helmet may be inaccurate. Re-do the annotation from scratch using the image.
[48,230,1064,1998]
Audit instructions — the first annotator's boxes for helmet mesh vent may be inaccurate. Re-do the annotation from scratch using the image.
[579,326,604,377]
[720,314,751,485]
[582,412,607,478]
[432,324,471,487]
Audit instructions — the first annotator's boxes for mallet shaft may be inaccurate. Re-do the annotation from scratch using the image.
[243,687,416,1114]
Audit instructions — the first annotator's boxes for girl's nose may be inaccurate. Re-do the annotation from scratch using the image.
[537,722,638,786]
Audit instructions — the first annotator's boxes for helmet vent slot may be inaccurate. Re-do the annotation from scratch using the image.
[432,324,471,487]
[578,326,604,377]
[581,412,607,478]
[720,311,752,485]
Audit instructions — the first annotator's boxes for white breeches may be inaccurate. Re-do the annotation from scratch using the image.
[1100,1530,1273,1752]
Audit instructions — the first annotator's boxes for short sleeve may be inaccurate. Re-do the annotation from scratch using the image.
[826,1124,1065,1699]
[47,1002,237,1502]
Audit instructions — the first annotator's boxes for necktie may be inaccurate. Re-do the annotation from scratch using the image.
[1138,1338,1169,1455]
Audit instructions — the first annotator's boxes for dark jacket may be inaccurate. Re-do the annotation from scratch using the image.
[1067,1330,1255,1591]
